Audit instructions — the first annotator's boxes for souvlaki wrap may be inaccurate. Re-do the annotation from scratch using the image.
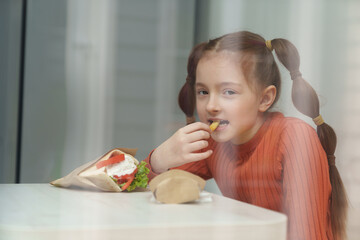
[50,148,150,192]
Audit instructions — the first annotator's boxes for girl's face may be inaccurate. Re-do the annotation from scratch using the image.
[195,53,266,145]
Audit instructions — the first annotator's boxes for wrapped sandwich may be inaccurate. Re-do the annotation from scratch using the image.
[51,148,149,192]
[149,169,206,204]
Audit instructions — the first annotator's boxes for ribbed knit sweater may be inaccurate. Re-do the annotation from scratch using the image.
[144,112,333,240]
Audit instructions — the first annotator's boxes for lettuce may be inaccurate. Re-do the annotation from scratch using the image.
[126,161,150,192]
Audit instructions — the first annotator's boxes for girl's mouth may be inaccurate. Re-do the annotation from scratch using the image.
[209,119,229,128]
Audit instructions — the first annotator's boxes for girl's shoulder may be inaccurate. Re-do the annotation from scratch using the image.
[268,112,316,132]
[268,112,319,144]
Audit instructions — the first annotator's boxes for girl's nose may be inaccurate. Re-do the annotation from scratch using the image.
[206,95,221,113]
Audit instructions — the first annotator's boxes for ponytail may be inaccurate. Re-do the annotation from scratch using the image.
[178,42,207,124]
[271,38,348,240]
[178,80,196,124]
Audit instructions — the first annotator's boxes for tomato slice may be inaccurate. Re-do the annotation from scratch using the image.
[120,168,138,190]
[96,154,125,169]
[121,175,135,190]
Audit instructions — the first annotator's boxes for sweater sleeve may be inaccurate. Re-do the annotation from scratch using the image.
[280,121,332,240]
[143,149,213,181]
[143,149,161,181]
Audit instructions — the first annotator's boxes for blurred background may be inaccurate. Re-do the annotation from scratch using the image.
[1,0,359,238]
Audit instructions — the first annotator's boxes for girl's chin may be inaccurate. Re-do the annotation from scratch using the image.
[211,133,230,143]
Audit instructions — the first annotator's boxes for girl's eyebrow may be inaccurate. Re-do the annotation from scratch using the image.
[195,82,207,88]
[219,82,242,87]
[195,81,242,87]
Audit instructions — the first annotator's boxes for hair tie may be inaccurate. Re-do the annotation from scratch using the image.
[186,116,196,125]
[327,155,336,166]
[290,70,302,80]
[265,40,273,51]
[313,114,325,126]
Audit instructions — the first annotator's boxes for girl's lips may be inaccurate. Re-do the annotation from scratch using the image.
[216,122,229,131]
[208,119,229,131]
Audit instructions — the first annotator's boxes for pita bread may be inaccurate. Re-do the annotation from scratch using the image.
[50,148,138,192]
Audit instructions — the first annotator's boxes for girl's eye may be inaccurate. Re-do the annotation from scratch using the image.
[197,90,208,95]
[224,89,236,95]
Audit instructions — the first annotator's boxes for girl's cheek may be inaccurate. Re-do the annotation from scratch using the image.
[196,107,207,122]
[196,102,204,112]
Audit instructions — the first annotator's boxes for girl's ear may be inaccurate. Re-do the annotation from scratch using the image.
[259,85,276,112]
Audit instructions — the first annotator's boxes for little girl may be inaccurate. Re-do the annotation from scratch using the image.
[144,31,347,240]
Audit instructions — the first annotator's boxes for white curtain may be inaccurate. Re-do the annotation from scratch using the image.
[63,0,116,173]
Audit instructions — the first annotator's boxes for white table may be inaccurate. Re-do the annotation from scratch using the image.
[0,184,287,240]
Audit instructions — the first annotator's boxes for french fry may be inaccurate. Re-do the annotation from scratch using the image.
[209,121,220,132]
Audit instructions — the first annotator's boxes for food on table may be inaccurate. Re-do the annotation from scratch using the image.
[95,151,150,191]
[51,148,149,192]
[149,169,206,204]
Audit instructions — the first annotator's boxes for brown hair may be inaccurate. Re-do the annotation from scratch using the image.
[178,31,348,239]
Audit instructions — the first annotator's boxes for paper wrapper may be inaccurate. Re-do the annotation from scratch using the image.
[149,169,206,204]
[50,148,138,192]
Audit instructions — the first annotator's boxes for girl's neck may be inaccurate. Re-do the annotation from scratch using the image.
[230,112,268,145]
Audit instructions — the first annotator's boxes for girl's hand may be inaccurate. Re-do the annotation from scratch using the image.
[150,122,213,173]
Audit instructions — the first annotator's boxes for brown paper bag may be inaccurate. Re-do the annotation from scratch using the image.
[50,148,138,192]
[149,169,206,204]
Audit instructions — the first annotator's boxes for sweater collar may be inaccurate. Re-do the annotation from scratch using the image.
[228,112,283,156]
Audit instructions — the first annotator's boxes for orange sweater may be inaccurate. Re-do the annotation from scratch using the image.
[144,112,333,240]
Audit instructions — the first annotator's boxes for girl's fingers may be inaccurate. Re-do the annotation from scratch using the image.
[185,150,213,163]
[182,122,211,134]
[186,130,211,143]
[186,140,209,153]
